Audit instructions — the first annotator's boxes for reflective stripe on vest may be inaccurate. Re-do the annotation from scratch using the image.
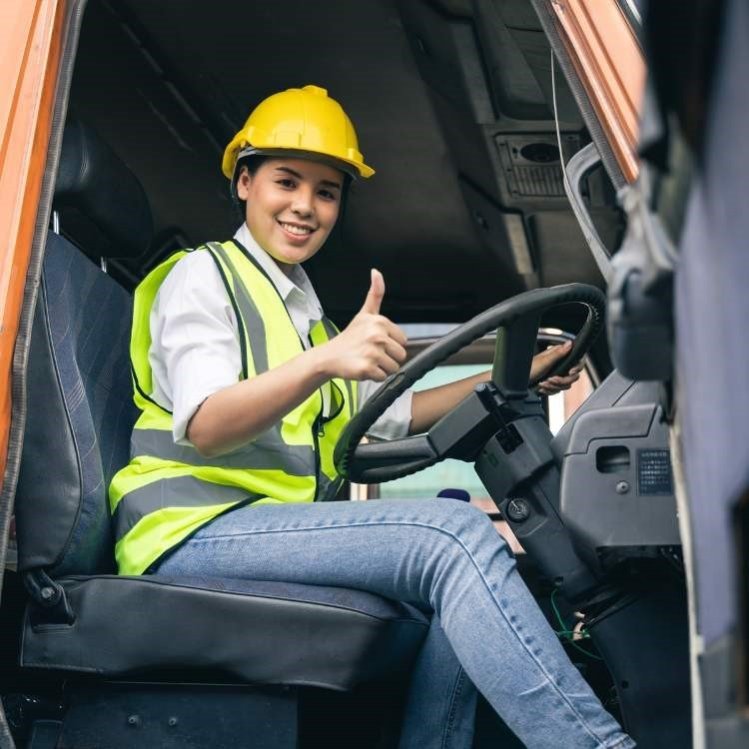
[109,240,357,575]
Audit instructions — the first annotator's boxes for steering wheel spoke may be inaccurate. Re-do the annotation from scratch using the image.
[347,436,438,483]
[492,311,542,397]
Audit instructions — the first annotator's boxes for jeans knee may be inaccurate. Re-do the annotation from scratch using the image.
[429,496,488,521]
[441,495,498,526]
[424,498,508,554]
[417,500,513,608]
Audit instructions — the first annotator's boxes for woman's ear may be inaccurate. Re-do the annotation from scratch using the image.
[235,166,252,201]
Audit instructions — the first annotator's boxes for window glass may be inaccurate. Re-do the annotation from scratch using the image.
[548,369,594,435]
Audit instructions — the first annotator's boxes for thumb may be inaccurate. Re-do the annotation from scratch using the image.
[360,268,385,315]
[546,340,572,360]
[532,340,572,382]
[537,340,572,367]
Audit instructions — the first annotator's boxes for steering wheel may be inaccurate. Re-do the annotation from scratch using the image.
[334,283,605,484]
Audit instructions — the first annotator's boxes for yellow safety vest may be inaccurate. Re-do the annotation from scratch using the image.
[109,240,357,575]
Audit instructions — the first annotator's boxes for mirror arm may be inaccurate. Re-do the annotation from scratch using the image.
[564,143,613,283]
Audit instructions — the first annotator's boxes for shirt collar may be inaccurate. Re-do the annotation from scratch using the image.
[232,223,321,313]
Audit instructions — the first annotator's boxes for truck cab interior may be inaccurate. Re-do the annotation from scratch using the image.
[1,1,702,747]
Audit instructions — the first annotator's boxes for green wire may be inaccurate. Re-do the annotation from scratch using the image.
[550,587,603,661]
[567,638,604,661]
[550,587,566,630]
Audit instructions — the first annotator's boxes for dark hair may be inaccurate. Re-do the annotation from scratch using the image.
[232,154,266,220]
[231,154,352,223]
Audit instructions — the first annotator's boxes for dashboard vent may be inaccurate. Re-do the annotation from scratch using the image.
[496,133,580,198]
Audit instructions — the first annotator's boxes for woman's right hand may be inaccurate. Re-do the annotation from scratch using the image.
[320,269,408,381]
[189,269,406,456]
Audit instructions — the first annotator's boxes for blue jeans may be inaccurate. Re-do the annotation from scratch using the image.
[157,498,635,749]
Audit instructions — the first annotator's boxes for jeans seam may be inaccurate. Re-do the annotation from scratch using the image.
[441,666,465,749]
[606,739,636,749]
[193,516,608,746]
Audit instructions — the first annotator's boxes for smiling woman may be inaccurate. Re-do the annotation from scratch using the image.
[99,81,635,749]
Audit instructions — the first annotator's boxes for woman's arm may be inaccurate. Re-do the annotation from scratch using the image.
[186,347,331,457]
[408,370,491,435]
[188,269,407,456]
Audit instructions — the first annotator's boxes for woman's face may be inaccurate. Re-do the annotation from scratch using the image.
[237,157,343,271]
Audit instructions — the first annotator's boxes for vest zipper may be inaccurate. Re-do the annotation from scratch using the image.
[312,411,324,501]
[310,332,325,501]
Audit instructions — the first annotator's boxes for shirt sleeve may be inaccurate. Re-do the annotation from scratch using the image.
[358,379,413,440]
[148,251,242,444]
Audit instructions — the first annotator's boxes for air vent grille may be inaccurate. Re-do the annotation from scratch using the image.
[496,133,580,199]
[510,165,565,197]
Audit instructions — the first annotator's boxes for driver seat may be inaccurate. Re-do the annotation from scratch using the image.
[14,120,428,745]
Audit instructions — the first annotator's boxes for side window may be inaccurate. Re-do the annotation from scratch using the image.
[547,367,594,435]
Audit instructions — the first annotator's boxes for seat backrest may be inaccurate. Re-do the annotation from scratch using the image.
[15,120,153,577]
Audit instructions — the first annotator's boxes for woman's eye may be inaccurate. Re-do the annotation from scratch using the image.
[318,189,337,201]
[277,179,296,189]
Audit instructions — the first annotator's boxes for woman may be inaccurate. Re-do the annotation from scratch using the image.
[110,85,634,748]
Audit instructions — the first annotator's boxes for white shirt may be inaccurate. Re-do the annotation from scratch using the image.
[149,223,413,445]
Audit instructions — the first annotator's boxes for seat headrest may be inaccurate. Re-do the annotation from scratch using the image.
[53,119,153,259]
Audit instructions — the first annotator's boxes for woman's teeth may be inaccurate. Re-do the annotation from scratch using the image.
[279,222,312,236]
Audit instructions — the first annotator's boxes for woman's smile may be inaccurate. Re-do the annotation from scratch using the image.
[276,219,317,243]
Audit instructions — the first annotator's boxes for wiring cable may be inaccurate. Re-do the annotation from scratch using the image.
[550,587,603,661]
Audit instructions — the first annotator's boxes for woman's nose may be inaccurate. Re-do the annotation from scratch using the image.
[291,189,313,216]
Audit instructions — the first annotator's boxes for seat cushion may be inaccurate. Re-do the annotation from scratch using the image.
[21,575,429,690]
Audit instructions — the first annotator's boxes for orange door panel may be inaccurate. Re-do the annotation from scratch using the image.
[551,0,645,183]
[0,0,65,478]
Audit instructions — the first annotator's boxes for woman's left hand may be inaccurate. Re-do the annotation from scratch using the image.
[530,341,584,396]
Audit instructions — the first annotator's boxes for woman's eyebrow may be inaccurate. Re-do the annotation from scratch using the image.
[274,166,341,190]
[274,166,303,180]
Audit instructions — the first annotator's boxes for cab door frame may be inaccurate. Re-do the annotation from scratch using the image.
[0,1,86,741]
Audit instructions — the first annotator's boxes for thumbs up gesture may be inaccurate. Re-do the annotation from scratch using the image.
[360,267,386,316]
[322,269,408,381]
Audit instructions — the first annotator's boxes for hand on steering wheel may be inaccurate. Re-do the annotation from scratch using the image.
[532,342,585,396]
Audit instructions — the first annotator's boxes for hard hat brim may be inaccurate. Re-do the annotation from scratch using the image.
[231,146,374,181]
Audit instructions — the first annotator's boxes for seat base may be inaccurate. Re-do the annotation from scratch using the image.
[21,574,429,691]
[32,682,297,749]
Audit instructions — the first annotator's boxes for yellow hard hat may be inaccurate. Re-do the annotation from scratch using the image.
[222,85,374,182]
